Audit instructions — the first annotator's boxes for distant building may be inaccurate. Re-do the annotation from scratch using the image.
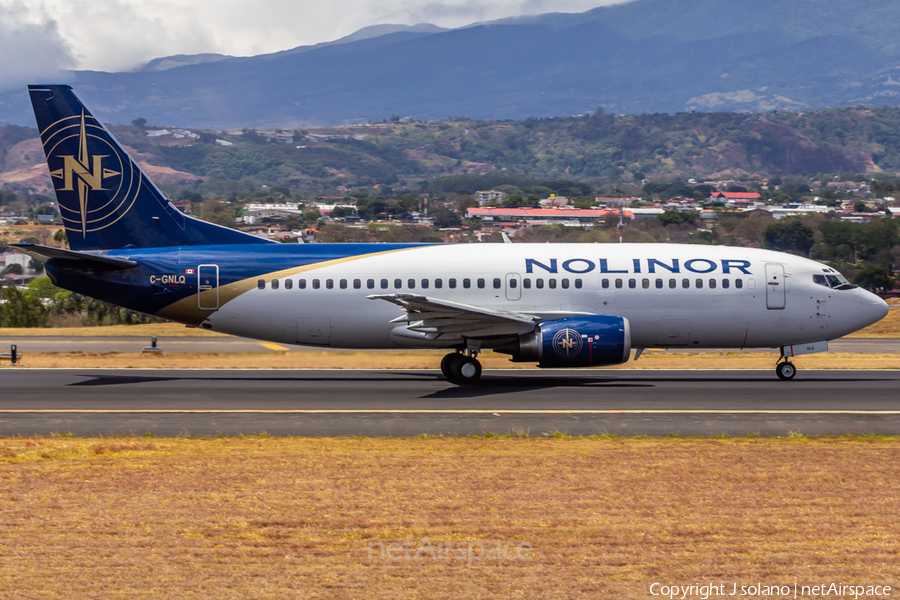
[710,192,762,205]
[595,197,640,206]
[2,253,28,270]
[466,207,632,226]
[475,190,506,206]
[240,202,304,224]
[628,208,666,219]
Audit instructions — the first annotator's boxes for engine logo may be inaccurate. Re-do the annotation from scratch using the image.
[552,328,583,358]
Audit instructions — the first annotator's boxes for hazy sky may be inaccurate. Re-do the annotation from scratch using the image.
[1,0,626,84]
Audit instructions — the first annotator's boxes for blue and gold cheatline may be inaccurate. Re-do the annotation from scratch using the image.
[44,109,131,236]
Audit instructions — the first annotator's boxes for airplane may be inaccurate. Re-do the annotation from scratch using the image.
[14,85,890,384]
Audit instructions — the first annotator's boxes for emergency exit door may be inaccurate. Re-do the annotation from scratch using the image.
[765,263,785,310]
[505,273,521,301]
[198,264,219,310]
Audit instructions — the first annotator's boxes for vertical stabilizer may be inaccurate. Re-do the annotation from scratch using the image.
[28,85,271,250]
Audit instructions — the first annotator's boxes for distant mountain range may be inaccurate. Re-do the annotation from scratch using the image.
[4,0,900,128]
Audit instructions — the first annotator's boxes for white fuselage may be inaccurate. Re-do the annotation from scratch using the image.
[203,243,888,351]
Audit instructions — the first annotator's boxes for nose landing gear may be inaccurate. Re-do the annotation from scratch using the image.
[775,352,796,381]
[440,350,483,385]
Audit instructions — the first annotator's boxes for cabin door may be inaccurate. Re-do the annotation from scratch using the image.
[198,264,219,310]
[765,264,785,310]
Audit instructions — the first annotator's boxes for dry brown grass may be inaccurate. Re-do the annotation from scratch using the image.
[0,437,897,598]
[4,350,900,370]
[0,323,227,337]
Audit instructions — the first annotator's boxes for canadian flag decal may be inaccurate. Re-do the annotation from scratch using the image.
[185,268,195,274]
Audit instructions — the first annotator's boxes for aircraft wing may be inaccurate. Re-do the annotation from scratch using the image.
[367,293,590,338]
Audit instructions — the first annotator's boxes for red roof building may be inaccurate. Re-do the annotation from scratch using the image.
[711,192,762,203]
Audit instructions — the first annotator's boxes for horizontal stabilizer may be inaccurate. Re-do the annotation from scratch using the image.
[11,243,138,271]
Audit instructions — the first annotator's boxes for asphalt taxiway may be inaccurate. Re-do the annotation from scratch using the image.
[0,369,898,437]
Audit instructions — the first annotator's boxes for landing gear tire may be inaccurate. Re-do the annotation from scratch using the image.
[776,361,796,381]
[450,355,482,385]
[440,353,457,379]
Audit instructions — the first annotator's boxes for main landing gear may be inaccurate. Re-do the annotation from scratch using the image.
[775,353,796,381]
[441,350,483,385]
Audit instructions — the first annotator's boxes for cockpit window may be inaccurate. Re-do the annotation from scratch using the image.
[814,272,857,290]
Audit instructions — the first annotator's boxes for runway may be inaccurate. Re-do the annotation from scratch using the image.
[1,369,899,437]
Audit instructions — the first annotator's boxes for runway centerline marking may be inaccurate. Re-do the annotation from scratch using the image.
[1,410,900,415]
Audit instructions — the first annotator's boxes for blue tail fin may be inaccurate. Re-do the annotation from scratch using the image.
[28,85,271,250]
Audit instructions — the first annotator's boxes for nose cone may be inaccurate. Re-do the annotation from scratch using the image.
[860,292,890,329]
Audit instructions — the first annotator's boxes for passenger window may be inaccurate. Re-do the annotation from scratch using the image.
[435,278,443,289]
[615,278,623,289]
[536,279,544,289]
[561,279,570,289]
[642,278,650,289]
[628,279,636,289]
[380,279,388,289]
[285,279,293,290]
[450,278,457,289]
[695,279,703,289]
[493,278,502,289]
[509,278,518,289]
[340,279,347,289]
[408,278,415,289]
[421,279,429,289]
[523,278,531,289]
[313,279,320,289]
[477,278,485,289]
[257,279,265,290]
[575,279,582,289]
[394,279,402,289]
[736,279,744,289]
[549,279,557,289]
[682,278,689,289]
[367,279,374,289]
[602,279,609,289]
[656,278,663,289]
[326,279,334,289]
[709,279,716,289]
[722,279,730,289]
[463,278,471,289]
[353,279,361,289]
[669,278,676,289]
[299,279,307,289]
[272,279,279,290]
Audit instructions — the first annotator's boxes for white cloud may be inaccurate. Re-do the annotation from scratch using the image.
[0,1,74,90]
[1,0,628,78]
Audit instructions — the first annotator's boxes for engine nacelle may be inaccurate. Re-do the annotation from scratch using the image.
[499,315,631,368]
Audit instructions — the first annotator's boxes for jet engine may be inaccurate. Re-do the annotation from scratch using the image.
[496,315,631,368]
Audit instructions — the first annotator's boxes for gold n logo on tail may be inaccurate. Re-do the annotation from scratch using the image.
[49,110,121,234]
